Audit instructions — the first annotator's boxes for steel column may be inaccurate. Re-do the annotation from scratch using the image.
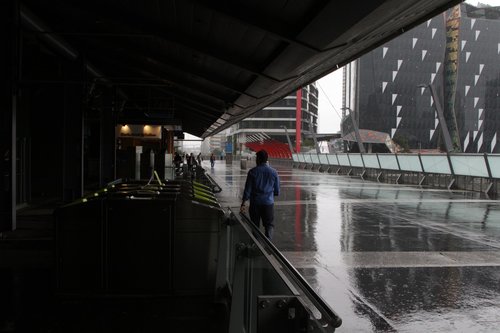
[295,89,302,153]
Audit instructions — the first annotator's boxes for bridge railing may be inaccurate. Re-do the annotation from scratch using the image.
[217,209,342,332]
[292,153,500,194]
[292,153,499,179]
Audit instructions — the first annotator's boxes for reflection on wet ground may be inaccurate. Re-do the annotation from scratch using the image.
[208,161,500,332]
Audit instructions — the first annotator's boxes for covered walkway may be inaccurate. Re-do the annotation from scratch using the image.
[208,160,500,332]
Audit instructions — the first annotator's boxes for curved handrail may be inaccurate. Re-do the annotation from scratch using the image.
[233,210,343,329]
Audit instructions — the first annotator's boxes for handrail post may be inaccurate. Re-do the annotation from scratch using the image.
[446,152,455,176]
[484,153,493,179]
[395,153,401,171]
[418,153,425,173]
[375,153,381,169]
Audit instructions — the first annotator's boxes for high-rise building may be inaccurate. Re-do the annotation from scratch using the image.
[345,3,500,153]
[228,83,319,155]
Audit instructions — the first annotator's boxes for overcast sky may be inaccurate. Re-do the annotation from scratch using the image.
[316,70,343,134]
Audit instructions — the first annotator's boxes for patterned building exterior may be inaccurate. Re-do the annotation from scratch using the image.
[229,83,318,154]
[347,3,500,152]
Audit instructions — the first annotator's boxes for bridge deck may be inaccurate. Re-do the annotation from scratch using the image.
[210,160,500,332]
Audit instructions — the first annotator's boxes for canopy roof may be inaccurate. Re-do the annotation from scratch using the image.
[21,0,461,138]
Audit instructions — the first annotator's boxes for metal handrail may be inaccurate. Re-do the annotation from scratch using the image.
[232,209,343,329]
[204,173,222,193]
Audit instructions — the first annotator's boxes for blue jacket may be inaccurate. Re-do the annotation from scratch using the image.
[242,163,280,205]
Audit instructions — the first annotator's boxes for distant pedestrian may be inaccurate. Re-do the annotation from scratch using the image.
[174,152,182,171]
[240,150,280,240]
[197,153,202,166]
[187,153,196,170]
[210,153,216,168]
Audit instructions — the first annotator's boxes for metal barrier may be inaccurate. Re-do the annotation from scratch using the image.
[292,153,500,195]
[216,209,342,332]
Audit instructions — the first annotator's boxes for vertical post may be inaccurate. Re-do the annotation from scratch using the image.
[1,0,19,230]
[295,89,302,153]
[484,153,493,179]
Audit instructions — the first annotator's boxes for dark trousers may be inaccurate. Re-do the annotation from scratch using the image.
[249,203,274,240]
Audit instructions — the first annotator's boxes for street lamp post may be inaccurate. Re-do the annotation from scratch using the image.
[417,83,453,153]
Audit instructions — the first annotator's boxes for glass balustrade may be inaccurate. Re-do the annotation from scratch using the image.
[377,154,400,170]
[362,154,380,169]
[336,154,350,167]
[450,154,489,177]
[327,154,338,165]
[396,154,422,172]
[292,153,500,180]
[319,154,329,165]
[348,154,363,168]
[420,154,451,174]
[487,155,500,178]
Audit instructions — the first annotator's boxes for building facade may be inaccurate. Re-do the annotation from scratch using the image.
[228,83,319,155]
[346,3,500,153]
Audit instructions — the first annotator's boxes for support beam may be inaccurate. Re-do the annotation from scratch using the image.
[418,83,454,153]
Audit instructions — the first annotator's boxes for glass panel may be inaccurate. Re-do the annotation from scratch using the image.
[378,154,400,170]
[349,154,364,167]
[362,154,379,169]
[450,155,488,177]
[397,155,422,172]
[420,155,451,174]
[337,154,350,166]
[311,154,320,164]
[228,220,293,332]
[292,153,299,162]
[487,155,500,178]
[226,214,342,332]
[327,154,338,166]
[318,154,329,165]
[306,154,313,163]
[298,154,305,163]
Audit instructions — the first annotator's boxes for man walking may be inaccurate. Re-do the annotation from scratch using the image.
[240,150,280,240]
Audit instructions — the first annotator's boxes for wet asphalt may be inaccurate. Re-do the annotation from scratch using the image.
[208,160,500,333]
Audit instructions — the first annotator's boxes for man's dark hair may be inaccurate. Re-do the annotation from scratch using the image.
[256,150,268,165]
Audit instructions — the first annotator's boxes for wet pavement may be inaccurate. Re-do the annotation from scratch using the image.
[207,160,500,333]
